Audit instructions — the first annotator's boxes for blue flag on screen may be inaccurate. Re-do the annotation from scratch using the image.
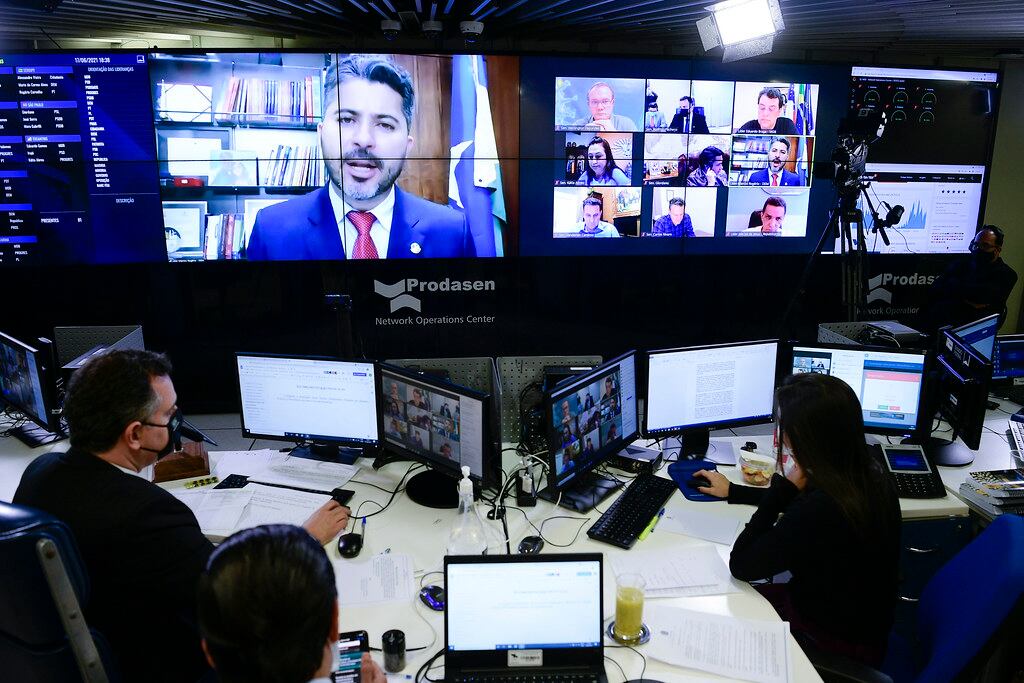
[449,54,506,257]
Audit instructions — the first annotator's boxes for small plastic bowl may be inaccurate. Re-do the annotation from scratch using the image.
[738,451,775,487]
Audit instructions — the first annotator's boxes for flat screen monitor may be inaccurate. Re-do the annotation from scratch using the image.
[949,313,1000,361]
[993,334,1024,381]
[645,340,779,454]
[790,344,927,436]
[543,351,638,508]
[235,353,379,449]
[379,363,497,508]
[0,331,51,431]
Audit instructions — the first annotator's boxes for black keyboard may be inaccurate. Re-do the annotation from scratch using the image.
[452,674,599,683]
[587,471,678,549]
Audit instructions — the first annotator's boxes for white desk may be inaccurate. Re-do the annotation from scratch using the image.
[4,412,1016,683]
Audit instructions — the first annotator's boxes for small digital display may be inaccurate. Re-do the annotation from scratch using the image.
[882,446,931,473]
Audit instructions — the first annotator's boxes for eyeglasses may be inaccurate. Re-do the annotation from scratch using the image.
[588,98,613,107]
[587,153,606,160]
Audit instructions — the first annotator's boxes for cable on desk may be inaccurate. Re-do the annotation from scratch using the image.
[247,438,257,451]
[608,644,646,682]
[351,463,423,521]
[418,570,443,588]
[368,597,438,653]
[603,654,627,683]
[985,425,1010,445]
[505,505,591,548]
[415,648,445,683]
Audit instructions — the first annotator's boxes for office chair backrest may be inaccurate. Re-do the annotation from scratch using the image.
[0,501,113,682]
[914,514,1024,683]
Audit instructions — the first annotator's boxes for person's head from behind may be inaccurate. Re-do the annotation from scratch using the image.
[586,82,616,122]
[698,146,724,175]
[585,137,617,181]
[774,373,885,538]
[768,137,791,172]
[198,524,337,683]
[63,350,177,470]
[755,87,785,130]
[678,95,694,116]
[321,55,415,209]
[581,197,603,231]
[972,225,1005,264]
[667,196,686,226]
[761,196,787,233]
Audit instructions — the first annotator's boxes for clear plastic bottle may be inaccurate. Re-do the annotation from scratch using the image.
[446,466,488,555]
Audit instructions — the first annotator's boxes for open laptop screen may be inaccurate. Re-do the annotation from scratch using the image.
[446,558,602,651]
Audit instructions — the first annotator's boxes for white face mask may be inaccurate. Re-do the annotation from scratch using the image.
[781,448,799,478]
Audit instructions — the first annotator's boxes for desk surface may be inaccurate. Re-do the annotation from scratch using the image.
[3,409,1018,683]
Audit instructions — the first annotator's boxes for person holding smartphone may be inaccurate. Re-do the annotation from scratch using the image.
[198,524,388,683]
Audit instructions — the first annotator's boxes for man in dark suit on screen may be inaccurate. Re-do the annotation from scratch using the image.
[247,54,474,260]
[13,350,350,682]
[668,96,710,134]
[747,137,802,186]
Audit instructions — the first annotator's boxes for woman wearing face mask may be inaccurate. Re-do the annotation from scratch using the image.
[693,373,900,666]
[578,137,629,186]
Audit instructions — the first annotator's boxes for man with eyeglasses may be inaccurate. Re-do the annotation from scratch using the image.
[14,350,350,683]
[923,225,1018,332]
[573,82,638,132]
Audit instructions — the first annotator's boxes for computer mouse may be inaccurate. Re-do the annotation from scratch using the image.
[419,585,446,611]
[337,532,363,559]
[517,535,544,554]
[687,475,711,489]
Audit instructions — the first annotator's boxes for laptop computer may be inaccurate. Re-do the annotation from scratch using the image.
[444,553,607,683]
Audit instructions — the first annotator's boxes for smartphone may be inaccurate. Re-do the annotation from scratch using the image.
[335,630,369,683]
[332,488,355,506]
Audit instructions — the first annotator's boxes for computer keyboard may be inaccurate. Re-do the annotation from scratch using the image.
[1008,418,1024,457]
[453,674,600,683]
[587,471,678,549]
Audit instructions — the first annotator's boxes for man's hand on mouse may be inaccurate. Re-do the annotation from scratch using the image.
[303,500,351,545]
[694,469,730,498]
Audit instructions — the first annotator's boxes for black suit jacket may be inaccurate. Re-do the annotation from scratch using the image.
[667,110,709,134]
[14,448,214,683]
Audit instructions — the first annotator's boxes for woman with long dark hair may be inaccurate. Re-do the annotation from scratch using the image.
[695,372,901,665]
[579,136,629,186]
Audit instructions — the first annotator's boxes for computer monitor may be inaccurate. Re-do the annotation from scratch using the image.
[993,334,1024,382]
[0,331,63,446]
[790,344,928,437]
[235,353,380,461]
[378,363,497,509]
[645,340,779,457]
[915,329,993,466]
[949,313,1000,361]
[540,351,639,512]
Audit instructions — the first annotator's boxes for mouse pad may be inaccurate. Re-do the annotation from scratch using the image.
[667,460,721,502]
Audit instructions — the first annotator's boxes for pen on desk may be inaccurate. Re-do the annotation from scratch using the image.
[637,508,665,541]
[184,476,219,489]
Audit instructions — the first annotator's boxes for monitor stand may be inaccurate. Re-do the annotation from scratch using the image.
[679,427,711,458]
[537,471,623,513]
[901,435,975,467]
[289,443,365,465]
[405,469,460,509]
[10,423,65,448]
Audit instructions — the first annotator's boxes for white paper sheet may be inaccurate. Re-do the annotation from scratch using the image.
[643,544,742,597]
[336,554,415,606]
[248,454,358,493]
[235,484,330,529]
[646,604,792,683]
[660,506,743,545]
[171,487,255,539]
[610,546,724,590]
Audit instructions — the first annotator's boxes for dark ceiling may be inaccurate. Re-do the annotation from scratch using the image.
[0,0,1023,57]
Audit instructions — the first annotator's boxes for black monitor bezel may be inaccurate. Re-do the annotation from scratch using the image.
[935,329,993,450]
[643,339,781,438]
[787,341,932,437]
[378,362,498,489]
[543,350,639,491]
[234,352,382,447]
[0,331,55,432]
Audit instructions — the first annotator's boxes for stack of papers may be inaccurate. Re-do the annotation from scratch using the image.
[213,449,358,493]
[646,603,792,683]
[336,554,416,606]
[609,545,741,598]
[659,506,743,545]
[172,482,331,541]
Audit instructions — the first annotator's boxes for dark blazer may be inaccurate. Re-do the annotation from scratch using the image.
[13,449,214,683]
[667,110,710,134]
[737,116,798,135]
[748,167,801,186]
[246,185,476,260]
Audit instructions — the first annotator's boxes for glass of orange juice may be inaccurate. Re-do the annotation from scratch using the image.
[613,573,646,643]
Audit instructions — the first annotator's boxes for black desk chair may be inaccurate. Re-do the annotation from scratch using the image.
[0,501,117,682]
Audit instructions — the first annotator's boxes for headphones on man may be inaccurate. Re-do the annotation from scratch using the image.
[969,224,1004,252]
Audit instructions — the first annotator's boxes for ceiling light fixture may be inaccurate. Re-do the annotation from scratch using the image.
[696,0,785,62]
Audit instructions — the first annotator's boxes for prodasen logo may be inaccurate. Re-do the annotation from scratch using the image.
[866,272,937,304]
[373,278,496,313]
[866,274,893,305]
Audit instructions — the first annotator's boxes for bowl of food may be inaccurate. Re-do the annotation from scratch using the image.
[738,450,776,486]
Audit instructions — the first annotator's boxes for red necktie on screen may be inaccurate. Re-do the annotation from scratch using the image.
[771,173,779,186]
[347,211,379,259]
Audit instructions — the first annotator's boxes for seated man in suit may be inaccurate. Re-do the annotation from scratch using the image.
[197,524,388,683]
[13,350,350,683]
[247,54,474,260]
[747,138,801,187]
[668,96,710,134]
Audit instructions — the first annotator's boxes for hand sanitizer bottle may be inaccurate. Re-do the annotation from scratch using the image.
[446,466,488,555]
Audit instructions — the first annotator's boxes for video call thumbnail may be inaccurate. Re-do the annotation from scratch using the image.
[730,135,812,187]
[646,188,716,237]
[383,376,463,466]
[0,340,46,424]
[643,133,732,186]
[725,186,810,238]
[559,132,633,187]
[554,77,645,133]
[643,79,735,134]
[731,82,819,136]
[552,187,641,238]
[551,370,623,477]
[152,52,516,262]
